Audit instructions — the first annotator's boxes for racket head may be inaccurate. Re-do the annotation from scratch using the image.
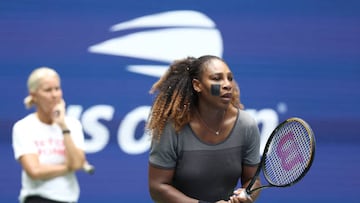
[261,117,315,188]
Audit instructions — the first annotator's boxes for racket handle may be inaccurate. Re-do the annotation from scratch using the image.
[83,162,95,175]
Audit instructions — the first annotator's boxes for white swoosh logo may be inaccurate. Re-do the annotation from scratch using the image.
[88,10,223,77]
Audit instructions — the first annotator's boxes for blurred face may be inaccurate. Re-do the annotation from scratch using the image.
[31,75,63,118]
[193,59,234,107]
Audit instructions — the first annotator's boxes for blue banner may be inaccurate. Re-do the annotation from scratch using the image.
[1,1,359,203]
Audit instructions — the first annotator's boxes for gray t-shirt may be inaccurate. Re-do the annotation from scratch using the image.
[149,109,260,202]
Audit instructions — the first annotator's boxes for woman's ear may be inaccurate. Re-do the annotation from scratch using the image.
[30,92,36,103]
[192,78,201,93]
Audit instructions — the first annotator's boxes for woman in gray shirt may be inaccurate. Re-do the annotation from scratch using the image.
[147,55,261,203]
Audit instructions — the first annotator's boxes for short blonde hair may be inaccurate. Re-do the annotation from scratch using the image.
[24,67,60,109]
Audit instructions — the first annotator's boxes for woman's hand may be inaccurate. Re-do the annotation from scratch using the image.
[228,188,253,203]
[52,99,66,128]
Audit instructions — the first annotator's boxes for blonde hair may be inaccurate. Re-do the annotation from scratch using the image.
[24,67,60,109]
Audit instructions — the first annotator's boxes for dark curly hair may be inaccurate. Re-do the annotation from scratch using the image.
[146,55,242,139]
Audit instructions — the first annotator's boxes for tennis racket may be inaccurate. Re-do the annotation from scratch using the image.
[239,117,315,198]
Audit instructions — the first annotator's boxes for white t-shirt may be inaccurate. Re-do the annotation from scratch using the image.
[12,113,85,203]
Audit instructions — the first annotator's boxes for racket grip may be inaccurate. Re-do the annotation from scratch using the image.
[83,162,95,175]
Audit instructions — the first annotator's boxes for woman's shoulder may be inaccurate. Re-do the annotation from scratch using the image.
[237,108,257,126]
[13,113,36,126]
[12,113,38,133]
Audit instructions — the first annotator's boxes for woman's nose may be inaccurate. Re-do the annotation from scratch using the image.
[223,79,232,90]
[51,89,60,97]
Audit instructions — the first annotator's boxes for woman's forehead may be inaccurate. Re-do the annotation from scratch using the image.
[38,75,60,87]
[203,59,230,74]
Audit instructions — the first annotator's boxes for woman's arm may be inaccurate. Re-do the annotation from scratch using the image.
[61,129,85,171]
[149,164,198,203]
[54,100,85,171]
[230,165,261,203]
[241,165,261,201]
[229,166,261,203]
[19,154,69,180]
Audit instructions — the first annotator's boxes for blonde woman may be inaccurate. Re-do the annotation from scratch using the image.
[12,67,85,203]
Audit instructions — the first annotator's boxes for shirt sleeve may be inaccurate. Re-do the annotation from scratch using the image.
[149,122,178,169]
[12,120,38,160]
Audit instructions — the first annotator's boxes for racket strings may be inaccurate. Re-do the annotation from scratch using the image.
[263,121,313,186]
